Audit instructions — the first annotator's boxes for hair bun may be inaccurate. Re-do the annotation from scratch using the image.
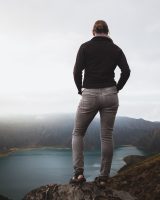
[93,20,109,34]
[96,25,103,31]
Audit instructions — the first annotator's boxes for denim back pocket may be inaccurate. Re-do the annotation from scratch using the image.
[81,91,98,110]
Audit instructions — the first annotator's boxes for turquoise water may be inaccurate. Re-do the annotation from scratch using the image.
[0,146,146,200]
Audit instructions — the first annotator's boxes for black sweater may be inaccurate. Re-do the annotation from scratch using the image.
[73,36,131,94]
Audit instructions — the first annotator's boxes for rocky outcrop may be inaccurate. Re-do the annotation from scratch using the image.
[23,182,136,200]
[23,154,160,200]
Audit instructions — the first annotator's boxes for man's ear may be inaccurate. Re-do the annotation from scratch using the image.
[92,30,95,36]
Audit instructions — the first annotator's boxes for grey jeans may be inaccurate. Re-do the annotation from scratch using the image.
[72,86,119,177]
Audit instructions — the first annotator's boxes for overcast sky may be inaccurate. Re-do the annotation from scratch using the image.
[0,0,159,121]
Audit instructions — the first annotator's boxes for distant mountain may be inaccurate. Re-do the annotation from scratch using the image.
[113,117,160,147]
[137,129,160,153]
[0,113,160,153]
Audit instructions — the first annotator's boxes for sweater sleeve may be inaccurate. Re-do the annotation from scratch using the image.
[116,49,131,91]
[73,44,85,94]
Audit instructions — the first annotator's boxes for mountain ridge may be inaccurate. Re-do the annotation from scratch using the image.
[0,114,160,154]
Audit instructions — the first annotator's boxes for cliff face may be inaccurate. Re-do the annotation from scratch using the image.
[23,154,160,200]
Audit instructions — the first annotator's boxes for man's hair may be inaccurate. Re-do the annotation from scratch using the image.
[93,20,109,34]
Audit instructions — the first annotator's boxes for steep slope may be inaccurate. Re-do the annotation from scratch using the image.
[107,153,160,200]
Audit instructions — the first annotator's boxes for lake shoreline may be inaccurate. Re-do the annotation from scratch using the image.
[0,146,71,157]
[0,144,140,158]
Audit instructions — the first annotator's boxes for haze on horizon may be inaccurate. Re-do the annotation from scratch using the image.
[0,0,160,121]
